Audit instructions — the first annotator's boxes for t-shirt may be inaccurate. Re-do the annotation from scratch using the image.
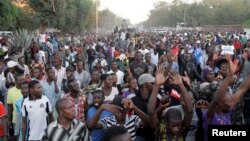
[87,107,113,141]
[202,109,232,141]
[129,62,148,79]
[101,115,141,141]
[104,87,119,102]
[22,95,52,140]
[7,87,22,123]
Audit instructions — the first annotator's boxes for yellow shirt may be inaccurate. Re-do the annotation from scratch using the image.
[7,87,22,123]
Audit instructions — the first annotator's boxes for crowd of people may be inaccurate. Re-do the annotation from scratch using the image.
[0,27,250,141]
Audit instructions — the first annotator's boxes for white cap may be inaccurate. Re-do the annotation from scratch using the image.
[7,60,17,68]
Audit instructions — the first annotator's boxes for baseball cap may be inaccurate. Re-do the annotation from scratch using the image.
[138,73,155,85]
[7,60,17,68]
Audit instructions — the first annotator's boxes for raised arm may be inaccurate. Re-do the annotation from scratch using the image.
[88,104,119,129]
[168,71,193,128]
[148,66,168,129]
[207,54,237,122]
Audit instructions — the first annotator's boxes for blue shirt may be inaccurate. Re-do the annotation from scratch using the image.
[87,106,113,141]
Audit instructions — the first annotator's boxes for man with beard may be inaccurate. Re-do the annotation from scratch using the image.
[86,90,113,141]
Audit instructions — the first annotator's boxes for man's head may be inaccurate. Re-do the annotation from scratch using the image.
[18,56,25,64]
[76,60,84,72]
[92,89,105,108]
[91,70,100,82]
[56,98,75,120]
[21,81,29,98]
[46,67,56,80]
[138,73,155,92]
[135,51,143,62]
[112,96,126,122]
[53,56,62,67]
[29,80,42,98]
[103,125,132,141]
[111,61,118,71]
[164,108,182,135]
[145,53,151,63]
[15,74,25,87]
[32,67,41,79]
[66,66,75,79]
[67,79,80,93]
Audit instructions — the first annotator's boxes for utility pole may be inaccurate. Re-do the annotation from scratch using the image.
[184,8,186,27]
[95,0,98,33]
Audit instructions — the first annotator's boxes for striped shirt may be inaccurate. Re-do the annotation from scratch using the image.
[101,115,141,141]
[41,119,91,141]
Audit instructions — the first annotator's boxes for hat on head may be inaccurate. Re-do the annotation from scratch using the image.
[138,73,155,85]
[214,57,228,68]
[7,60,17,68]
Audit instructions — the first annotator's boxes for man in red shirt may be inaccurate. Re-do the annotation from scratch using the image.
[0,102,8,141]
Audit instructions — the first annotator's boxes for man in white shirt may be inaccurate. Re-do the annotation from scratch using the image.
[22,80,54,141]
[107,61,124,85]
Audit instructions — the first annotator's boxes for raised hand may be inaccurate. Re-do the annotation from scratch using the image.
[182,71,191,87]
[168,71,183,85]
[225,54,238,75]
[155,66,168,85]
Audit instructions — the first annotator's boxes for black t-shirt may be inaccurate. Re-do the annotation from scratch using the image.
[131,91,155,140]
[129,61,148,80]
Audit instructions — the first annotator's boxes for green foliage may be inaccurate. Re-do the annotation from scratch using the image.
[0,0,18,30]
[146,0,250,27]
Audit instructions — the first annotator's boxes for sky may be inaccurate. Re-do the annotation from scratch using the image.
[99,0,201,24]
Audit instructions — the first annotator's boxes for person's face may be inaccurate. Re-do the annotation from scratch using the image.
[70,81,80,93]
[31,83,42,98]
[77,62,84,71]
[104,75,113,87]
[145,54,151,62]
[145,82,154,92]
[129,79,138,90]
[112,133,132,141]
[166,119,182,135]
[91,71,100,81]
[135,53,143,62]
[206,70,215,82]
[93,92,104,108]
[19,57,25,64]
[219,63,229,76]
[66,70,74,79]
[48,69,56,80]
[32,68,40,78]
[53,59,62,67]
[21,84,29,98]
[62,100,75,120]
[16,75,25,86]
[112,62,118,70]
[112,75,118,85]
